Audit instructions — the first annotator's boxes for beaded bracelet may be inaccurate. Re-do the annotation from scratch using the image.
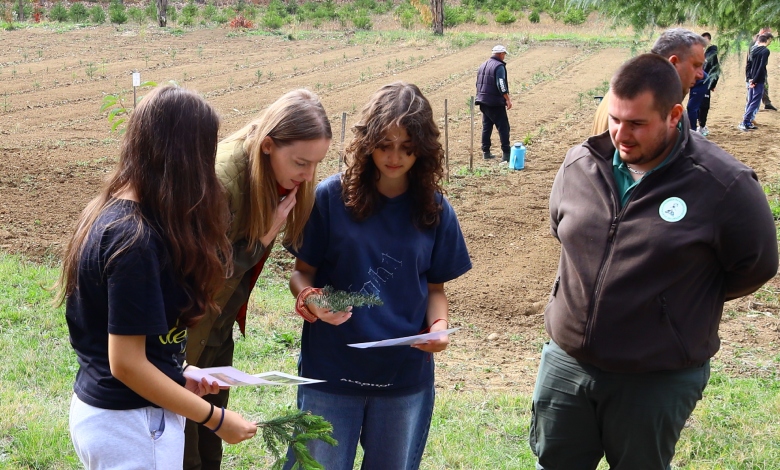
[295,286,321,323]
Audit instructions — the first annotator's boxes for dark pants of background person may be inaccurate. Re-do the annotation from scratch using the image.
[479,103,511,154]
[698,90,712,127]
[762,79,772,106]
[529,341,710,470]
[743,82,765,126]
[183,333,234,470]
[686,81,708,129]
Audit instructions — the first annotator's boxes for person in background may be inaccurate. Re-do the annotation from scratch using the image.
[62,85,258,470]
[750,27,777,111]
[476,44,513,161]
[531,54,778,470]
[741,33,774,131]
[694,32,720,137]
[184,89,332,470]
[284,82,472,470]
[592,28,705,135]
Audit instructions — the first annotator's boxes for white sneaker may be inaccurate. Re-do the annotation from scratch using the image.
[699,126,709,137]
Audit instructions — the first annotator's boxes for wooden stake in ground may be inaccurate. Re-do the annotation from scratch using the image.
[444,98,449,184]
[469,96,474,172]
[338,111,347,173]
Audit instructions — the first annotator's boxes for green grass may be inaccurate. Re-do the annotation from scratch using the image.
[1,252,779,469]
[763,176,780,241]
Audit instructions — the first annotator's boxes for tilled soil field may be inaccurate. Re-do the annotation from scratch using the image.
[1,23,778,394]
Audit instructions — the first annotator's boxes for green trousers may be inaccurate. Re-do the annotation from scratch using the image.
[529,341,710,470]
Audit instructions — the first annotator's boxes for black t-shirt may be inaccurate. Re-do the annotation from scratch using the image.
[66,199,188,410]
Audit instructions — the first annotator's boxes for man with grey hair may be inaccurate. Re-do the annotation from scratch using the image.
[592,28,706,134]
[476,44,513,161]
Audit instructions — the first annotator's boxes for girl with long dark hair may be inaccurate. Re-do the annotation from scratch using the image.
[61,85,257,469]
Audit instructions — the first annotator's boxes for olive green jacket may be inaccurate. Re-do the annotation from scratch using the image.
[186,139,273,366]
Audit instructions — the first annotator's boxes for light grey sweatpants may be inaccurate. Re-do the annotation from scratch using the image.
[70,394,186,470]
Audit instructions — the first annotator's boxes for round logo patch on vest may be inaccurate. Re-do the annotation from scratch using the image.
[659,197,687,222]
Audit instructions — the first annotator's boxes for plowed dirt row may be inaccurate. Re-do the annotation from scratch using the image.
[0,25,777,395]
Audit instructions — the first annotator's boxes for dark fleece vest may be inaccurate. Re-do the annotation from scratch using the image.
[476,57,506,107]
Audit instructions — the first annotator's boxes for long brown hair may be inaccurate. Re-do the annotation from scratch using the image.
[222,89,332,250]
[342,82,444,229]
[58,85,232,327]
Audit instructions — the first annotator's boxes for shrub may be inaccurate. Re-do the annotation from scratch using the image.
[89,5,106,23]
[182,1,198,20]
[399,10,415,29]
[202,2,217,21]
[243,4,259,20]
[352,12,372,30]
[528,9,540,23]
[563,8,586,25]
[144,1,157,20]
[262,11,284,29]
[109,0,127,24]
[49,2,69,22]
[69,2,88,22]
[494,9,516,25]
[443,5,475,28]
[166,5,178,23]
[214,10,229,24]
[128,6,145,24]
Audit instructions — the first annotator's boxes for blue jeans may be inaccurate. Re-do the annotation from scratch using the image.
[529,341,709,470]
[743,82,765,125]
[283,384,435,470]
[686,80,708,128]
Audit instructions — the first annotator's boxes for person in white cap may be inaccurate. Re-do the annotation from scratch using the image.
[475,44,512,161]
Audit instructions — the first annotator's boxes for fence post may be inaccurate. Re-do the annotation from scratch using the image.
[469,96,474,172]
[339,111,347,173]
[444,99,449,184]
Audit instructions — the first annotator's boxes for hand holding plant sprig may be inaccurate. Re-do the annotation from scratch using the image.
[258,410,337,470]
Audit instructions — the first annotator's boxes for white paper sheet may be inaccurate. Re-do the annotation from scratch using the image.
[184,366,324,387]
[347,327,461,349]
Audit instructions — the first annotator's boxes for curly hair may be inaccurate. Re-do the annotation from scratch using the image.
[342,82,444,229]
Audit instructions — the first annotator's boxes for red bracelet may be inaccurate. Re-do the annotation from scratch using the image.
[295,287,321,323]
[419,318,448,334]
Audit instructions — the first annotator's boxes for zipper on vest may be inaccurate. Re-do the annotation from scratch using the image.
[584,213,618,350]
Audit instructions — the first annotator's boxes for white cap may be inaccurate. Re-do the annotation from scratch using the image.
[492,45,507,54]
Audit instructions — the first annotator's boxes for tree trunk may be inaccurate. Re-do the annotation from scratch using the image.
[17,0,24,21]
[431,0,443,35]
[156,0,167,27]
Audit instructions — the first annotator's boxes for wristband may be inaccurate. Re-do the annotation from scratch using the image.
[210,407,226,433]
[419,318,448,334]
[197,403,214,426]
[295,287,321,323]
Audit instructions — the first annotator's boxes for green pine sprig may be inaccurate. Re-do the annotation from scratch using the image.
[259,410,337,470]
[304,285,383,313]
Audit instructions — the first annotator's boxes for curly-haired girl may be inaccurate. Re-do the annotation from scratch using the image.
[285,82,472,469]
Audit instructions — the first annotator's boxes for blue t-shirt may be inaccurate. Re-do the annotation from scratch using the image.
[290,174,472,395]
[66,199,188,410]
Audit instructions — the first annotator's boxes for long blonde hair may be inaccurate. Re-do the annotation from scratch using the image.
[223,89,332,250]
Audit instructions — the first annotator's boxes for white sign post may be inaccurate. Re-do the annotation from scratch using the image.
[132,71,140,107]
